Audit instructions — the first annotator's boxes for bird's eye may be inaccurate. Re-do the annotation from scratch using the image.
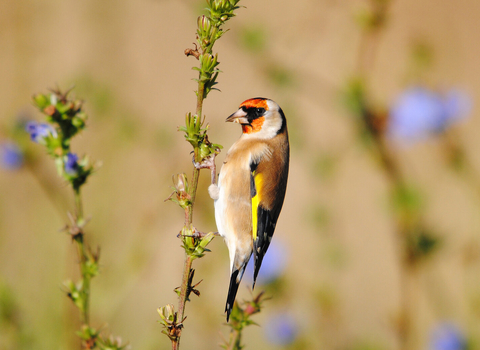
[256,108,265,115]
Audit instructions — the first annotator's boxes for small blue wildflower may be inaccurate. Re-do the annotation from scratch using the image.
[265,312,298,346]
[65,153,79,175]
[387,87,471,143]
[0,142,23,170]
[245,240,287,285]
[443,89,472,123]
[430,322,467,350]
[26,121,57,143]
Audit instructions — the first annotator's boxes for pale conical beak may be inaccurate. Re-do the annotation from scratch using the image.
[225,108,249,124]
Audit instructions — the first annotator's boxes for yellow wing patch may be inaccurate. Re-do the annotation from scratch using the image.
[251,172,263,241]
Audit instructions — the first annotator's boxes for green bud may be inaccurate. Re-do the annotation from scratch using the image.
[165,174,191,209]
[56,101,74,115]
[85,258,99,278]
[198,15,212,34]
[76,325,99,342]
[72,116,85,129]
[32,94,50,109]
[158,304,176,324]
[63,280,85,311]
[192,231,216,259]
[180,225,216,260]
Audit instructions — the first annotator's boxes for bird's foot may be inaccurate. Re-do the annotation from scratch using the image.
[192,153,218,185]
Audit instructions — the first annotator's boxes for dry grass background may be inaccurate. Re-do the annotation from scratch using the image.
[1,0,480,349]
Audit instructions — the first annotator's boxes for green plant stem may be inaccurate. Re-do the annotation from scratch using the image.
[372,133,416,350]
[173,72,207,350]
[196,81,206,121]
[73,189,90,327]
[75,189,84,223]
[177,255,193,326]
[186,81,206,223]
[354,2,417,347]
[75,235,91,326]
[188,165,201,224]
[226,329,241,350]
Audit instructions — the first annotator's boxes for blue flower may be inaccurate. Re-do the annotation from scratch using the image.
[0,142,23,170]
[245,240,287,285]
[387,87,471,143]
[430,322,467,350]
[65,153,79,175]
[25,121,57,143]
[265,312,298,346]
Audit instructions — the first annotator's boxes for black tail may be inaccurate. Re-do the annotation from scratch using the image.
[252,245,266,290]
[225,263,247,322]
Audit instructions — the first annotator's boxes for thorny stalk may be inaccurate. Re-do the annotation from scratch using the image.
[28,88,125,349]
[160,1,241,349]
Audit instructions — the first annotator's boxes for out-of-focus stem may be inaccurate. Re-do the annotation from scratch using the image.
[73,188,90,328]
[226,329,241,350]
[372,133,415,350]
[74,189,84,223]
[354,1,416,348]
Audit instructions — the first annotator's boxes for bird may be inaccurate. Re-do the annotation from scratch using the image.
[208,97,289,321]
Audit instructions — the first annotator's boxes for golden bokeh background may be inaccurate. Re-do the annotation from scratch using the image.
[1,0,480,349]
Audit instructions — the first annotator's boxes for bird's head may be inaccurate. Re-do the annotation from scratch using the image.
[226,97,286,139]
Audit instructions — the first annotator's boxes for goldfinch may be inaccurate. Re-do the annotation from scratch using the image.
[209,97,289,321]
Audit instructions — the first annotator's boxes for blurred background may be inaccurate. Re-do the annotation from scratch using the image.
[1,0,479,349]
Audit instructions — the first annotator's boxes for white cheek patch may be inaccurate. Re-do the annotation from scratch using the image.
[243,109,283,140]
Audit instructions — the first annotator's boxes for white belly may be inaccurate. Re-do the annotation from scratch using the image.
[214,169,237,272]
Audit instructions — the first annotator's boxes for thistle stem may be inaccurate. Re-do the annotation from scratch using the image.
[173,69,206,350]
[226,329,242,350]
[74,189,84,223]
[73,188,91,328]
[177,255,194,324]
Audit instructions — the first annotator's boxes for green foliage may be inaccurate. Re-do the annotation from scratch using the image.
[206,0,241,26]
[97,335,128,350]
[342,78,367,119]
[165,174,192,210]
[355,0,389,32]
[240,26,266,52]
[191,0,241,100]
[158,304,183,343]
[391,183,423,221]
[405,229,441,263]
[160,1,243,348]
[312,154,338,180]
[31,88,95,192]
[265,65,295,89]
[76,325,127,350]
[222,292,266,350]
[28,87,125,349]
[308,204,330,231]
[0,280,32,349]
[33,90,87,149]
[181,228,216,260]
